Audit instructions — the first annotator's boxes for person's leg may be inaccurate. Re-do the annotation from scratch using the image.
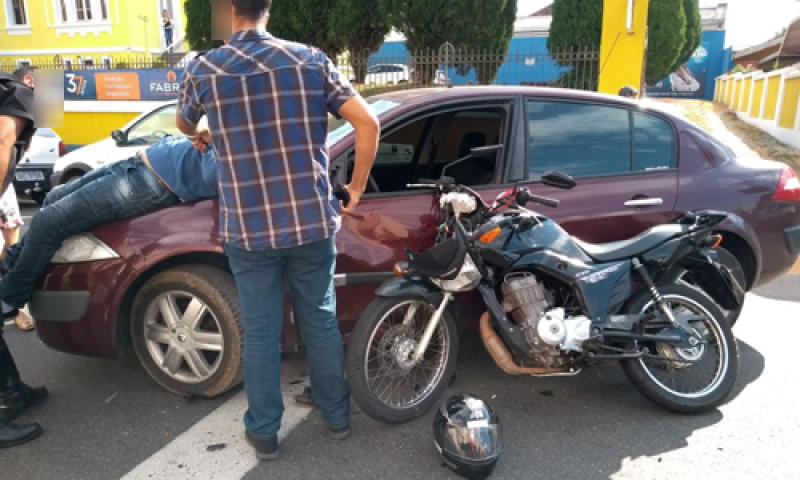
[0,159,177,307]
[285,237,350,430]
[224,243,287,441]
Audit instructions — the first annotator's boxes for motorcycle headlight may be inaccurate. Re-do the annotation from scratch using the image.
[51,233,120,264]
[431,255,481,292]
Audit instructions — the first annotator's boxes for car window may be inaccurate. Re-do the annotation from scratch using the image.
[127,106,181,144]
[527,100,631,178]
[633,111,676,171]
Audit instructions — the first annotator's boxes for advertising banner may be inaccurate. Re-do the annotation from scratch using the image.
[64,69,185,101]
[647,42,711,99]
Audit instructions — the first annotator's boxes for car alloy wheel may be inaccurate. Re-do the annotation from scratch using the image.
[142,290,224,384]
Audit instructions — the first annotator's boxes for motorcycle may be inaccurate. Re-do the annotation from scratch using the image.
[346,157,744,424]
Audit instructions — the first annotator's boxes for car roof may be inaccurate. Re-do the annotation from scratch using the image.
[372,85,647,109]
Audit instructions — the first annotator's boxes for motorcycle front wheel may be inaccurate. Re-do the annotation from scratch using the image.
[621,284,739,414]
[346,295,459,424]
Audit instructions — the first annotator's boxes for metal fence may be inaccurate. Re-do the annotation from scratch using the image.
[1,44,600,91]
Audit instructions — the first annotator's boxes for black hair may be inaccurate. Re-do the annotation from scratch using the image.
[232,0,271,20]
[12,65,35,81]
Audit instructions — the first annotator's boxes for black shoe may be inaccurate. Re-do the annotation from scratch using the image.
[0,421,42,449]
[245,431,279,461]
[328,423,351,440]
[0,384,48,421]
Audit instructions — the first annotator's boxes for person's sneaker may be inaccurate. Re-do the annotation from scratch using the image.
[328,423,351,441]
[244,431,278,461]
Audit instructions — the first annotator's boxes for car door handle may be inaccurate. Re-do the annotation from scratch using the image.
[624,197,664,208]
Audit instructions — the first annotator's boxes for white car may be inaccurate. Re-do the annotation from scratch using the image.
[13,128,66,204]
[52,102,180,187]
[364,64,411,86]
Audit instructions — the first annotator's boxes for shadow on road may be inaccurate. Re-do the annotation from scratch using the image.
[246,332,765,480]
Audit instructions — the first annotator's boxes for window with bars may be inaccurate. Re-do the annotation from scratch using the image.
[8,0,28,25]
[54,0,110,23]
[76,0,92,21]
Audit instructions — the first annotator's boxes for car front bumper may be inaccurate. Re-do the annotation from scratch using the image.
[32,258,133,359]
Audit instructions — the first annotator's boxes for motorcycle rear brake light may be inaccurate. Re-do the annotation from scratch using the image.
[773,167,800,203]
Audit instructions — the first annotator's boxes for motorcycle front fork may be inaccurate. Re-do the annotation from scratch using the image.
[410,292,453,363]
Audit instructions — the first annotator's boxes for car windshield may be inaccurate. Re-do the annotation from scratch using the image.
[326,99,401,146]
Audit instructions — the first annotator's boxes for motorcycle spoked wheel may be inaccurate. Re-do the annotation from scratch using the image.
[620,284,739,414]
[346,296,459,424]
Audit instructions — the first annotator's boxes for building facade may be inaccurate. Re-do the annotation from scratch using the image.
[0,0,188,70]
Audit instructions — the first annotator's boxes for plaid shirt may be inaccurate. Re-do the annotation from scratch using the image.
[178,30,357,250]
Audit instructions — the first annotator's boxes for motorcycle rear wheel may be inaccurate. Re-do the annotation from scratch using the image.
[346,295,459,424]
[621,284,738,413]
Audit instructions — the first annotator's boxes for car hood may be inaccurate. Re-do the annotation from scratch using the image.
[54,137,114,172]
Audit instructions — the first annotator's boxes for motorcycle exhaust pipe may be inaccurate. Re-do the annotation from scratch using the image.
[479,312,557,376]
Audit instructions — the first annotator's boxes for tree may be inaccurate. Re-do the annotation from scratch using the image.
[672,0,702,72]
[645,0,687,84]
[184,0,217,51]
[547,0,603,90]
[330,0,392,82]
[380,0,517,84]
[268,0,345,57]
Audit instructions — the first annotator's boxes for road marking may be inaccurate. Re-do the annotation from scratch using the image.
[121,367,311,480]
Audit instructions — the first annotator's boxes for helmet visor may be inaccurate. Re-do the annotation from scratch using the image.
[444,421,501,461]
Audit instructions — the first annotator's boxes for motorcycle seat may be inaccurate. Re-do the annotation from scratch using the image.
[573,224,687,262]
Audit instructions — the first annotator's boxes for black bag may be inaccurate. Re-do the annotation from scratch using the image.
[0,73,36,193]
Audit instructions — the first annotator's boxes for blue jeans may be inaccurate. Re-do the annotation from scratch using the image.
[0,157,179,307]
[224,237,349,439]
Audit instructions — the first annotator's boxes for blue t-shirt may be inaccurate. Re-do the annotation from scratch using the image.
[145,136,218,202]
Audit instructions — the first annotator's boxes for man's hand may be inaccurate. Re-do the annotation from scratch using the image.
[337,96,379,215]
[341,184,364,216]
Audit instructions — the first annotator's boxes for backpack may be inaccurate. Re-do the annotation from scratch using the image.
[0,73,36,193]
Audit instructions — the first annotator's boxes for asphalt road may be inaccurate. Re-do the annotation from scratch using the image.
[1,202,798,480]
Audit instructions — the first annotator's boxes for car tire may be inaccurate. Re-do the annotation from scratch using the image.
[60,171,85,185]
[131,265,243,397]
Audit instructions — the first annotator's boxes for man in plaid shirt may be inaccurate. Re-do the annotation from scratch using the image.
[176,0,379,460]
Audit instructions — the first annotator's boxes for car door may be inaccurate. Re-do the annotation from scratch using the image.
[105,104,181,166]
[521,98,681,244]
[331,98,516,335]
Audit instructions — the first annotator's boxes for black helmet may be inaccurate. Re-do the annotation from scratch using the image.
[433,394,501,480]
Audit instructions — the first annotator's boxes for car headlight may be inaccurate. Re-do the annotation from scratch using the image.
[51,233,120,264]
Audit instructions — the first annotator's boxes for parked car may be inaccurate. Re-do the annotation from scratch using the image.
[13,128,66,204]
[364,64,411,86]
[50,102,179,186]
[30,86,800,398]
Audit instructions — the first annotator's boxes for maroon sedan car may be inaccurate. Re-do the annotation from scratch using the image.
[30,87,800,397]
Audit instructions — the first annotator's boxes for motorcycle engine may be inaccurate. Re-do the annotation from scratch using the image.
[501,273,592,368]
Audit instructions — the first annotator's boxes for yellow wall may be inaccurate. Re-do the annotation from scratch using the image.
[740,78,752,113]
[0,1,184,67]
[751,78,765,117]
[763,76,782,120]
[778,78,800,130]
[732,80,741,110]
[725,79,733,105]
[55,111,140,146]
[598,0,650,94]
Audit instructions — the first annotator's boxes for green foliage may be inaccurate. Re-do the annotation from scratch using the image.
[673,0,702,72]
[184,0,216,51]
[547,0,603,51]
[380,0,516,83]
[330,0,392,82]
[645,0,687,84]
[269,0,345,56]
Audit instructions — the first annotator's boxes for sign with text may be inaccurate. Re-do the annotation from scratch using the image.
[64,69,185,101]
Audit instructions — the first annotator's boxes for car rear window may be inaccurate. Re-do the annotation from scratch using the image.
[526,100,677,179]
[527,101,631,178]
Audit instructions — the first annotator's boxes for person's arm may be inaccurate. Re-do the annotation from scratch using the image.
[337,97,379,215]
[0,115,28,190]
[176,69,204,137]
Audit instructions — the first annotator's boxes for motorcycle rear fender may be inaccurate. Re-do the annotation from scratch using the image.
[375,276,444,304]
[679,250,745,310]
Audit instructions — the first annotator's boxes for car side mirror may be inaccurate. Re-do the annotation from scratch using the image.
[111,129,126,146]
[470,144,503,159]
[540,171,577,190]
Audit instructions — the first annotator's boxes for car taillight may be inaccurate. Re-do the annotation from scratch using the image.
[58,141,67,157]
[773,167,800,203]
